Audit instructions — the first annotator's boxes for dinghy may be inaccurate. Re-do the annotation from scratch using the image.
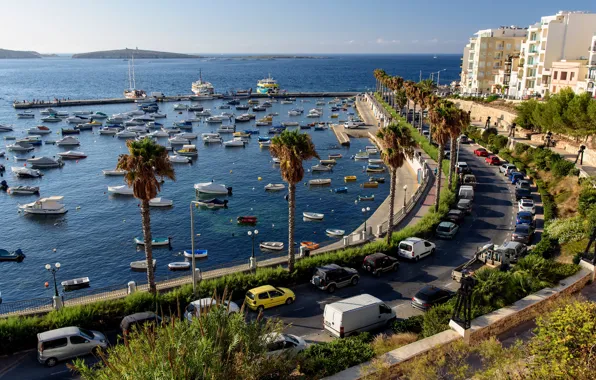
[368,159,384,165]
[130,259,156,271]
[303,212,324,221]
[311,164,332,172]
[344,176,357,182]
[196,198,228,208]
[108,185,133,195]
[326,229,345,237]
[362,182,379,188]
[358,194,375,201]
[61,277,90,291]
[8,186,40,195]
[353,152,369,160]
[320,159,336,166]
[366,165,385,173]
[134,237,171,246]
[183,249,208,258]
[0,248,26,262]
[329,153,342,159]
[308,178,331,186]
[168,262,191,271]
[300,241,320,250]
[264,183,285,191]
[333,187,348,193]
[237,216,257,225]
[369,177,385,183]
[149,197,173,207]
[260,242,284,251]
[102,169,127,176]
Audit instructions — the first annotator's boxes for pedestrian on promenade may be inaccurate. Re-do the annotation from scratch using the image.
[484,116,491,129]
[509,123,516,138]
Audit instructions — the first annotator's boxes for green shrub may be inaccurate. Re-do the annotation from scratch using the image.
[514,143,530,155]
[545,216,588,244]
[579,182,596,216]
[392,315,424,334]
[535,179,557,223]
[485,95,499,103]
[551,159,575,177]
[422,301,455,338]
[300,333,374,377]
[531,233,560,259]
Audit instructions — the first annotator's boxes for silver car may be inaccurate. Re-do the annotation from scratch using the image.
[37,326,108,367]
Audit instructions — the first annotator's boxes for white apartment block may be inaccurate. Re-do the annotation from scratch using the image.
[460,27,526,95]
[518,11,596,98]
[586,34,596,97]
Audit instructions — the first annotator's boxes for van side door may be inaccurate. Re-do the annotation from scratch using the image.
[69,335,93,358]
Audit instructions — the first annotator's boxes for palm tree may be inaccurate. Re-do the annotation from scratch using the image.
[404,81,418,125]
[448,109,469,188]
[377,123,416,243]
[270,130,319,272]
[117,137,175,293]
[417,79,435,131]
[429,100,457,212]
[424,94,440,141]
[416,88,431,132]
[394,88,408,117]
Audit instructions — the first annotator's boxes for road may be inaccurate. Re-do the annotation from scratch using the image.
[0,145,518,379]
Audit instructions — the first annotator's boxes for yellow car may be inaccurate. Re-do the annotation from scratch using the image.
[245,285,295,312]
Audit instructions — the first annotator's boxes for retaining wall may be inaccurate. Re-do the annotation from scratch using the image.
[451,99,517,129]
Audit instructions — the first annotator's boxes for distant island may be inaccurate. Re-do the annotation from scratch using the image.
[40,53,59,58]
[72,48,202,59]
[236,55,328,60]
[0,49,43,59]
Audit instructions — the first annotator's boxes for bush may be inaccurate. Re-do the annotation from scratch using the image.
[371,332,418,356]
[392,315,424,334]
[535,179,557,223]
[579,182,596,216]
[551,159,576,178]
[531,233,560,259]
[422,301,455,338]
[545,216,588,244]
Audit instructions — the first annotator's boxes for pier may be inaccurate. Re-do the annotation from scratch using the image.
[12,92,359,109]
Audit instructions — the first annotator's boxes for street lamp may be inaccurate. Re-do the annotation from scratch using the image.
[403,185,408,208]
[247,229,259,259]
[189,201,204,296]
[362,207,371,235]
[45,262,61,297]
[456,136,462,166]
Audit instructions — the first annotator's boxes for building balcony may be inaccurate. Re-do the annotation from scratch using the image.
[590,44,596,52]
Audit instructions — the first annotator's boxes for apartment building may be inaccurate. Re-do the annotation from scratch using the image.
[493,56,522,98]
[586,34,596,97]
[518,11,596,98]
[549,60,589,94]
[460,27,526,95]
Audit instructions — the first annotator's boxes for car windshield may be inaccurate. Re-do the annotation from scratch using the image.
[246,292,255,300]
[515,225,529,233]
[415,288,434,301]
[522,200,533,206]
[437,224,451,232]
[399,243,412,251]
[284,334,299,344]
[519,214,532,221]
[274,287,285,294]
[78,328,94,340]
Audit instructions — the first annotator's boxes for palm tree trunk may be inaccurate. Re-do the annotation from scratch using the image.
[287,183,296,272]
[386,167,397,244]
[435,148,444,212]
[412,103,416,126]
[448,136,457,189]
[141,199,156,294]
[419,108,424,130]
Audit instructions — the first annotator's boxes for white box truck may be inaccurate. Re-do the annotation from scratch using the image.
[323,294,395,338]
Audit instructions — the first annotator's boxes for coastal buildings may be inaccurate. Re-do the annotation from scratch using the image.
[459,27,526,96]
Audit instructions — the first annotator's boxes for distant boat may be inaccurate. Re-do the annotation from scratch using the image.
[326,229,345,237]
[303,212,324,221]
[183,249,208,258]
[61,277,90,291]
[168,262,191,271]
[260,242,284,251]
[265,183,285,191]
[134,237,171,246]
[130,259,156,271]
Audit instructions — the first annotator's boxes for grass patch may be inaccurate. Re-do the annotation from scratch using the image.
[371,332,418,356]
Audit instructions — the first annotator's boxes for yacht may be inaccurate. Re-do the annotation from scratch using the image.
[116,130,137,138]
[57,151,87,159]
[149,112,167,119]
[126,126,149,133]
[256,74,279,94]
[40,108,59,115]
[202,133,222,143]
[195,109,211,117]
[7,142,34,152]
[40,115,62,123]
[18,136,42,145]
[108,185,134,195]
[194,182,231,195]
[27,156,64,168]
[147,130,169,138]
[173,103,188,111]
[168,136,190,145]
[223,137,245,147]
[72,110,92,116]
[56,136,80,146]
[191,70,215,98]
[91,112,108,119]
[124,55,147,99]
[19,196,67,215]
[17,112,35,119]
[27,126,52,135]
[12,166,43,178]
[99,127,120,135]
[65,116,88,124]
[0,125,14,132]
[175,132,197,140]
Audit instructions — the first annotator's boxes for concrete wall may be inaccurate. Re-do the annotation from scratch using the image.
[452,99,517,129]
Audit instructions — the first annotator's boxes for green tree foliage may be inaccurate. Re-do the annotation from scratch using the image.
[565,92,596,138]
[514,99,540,131]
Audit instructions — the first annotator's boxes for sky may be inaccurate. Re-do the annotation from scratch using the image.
[1,0,596,55]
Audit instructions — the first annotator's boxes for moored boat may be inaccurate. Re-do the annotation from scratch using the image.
[19,196,66,214]
[333,186,348,193]
[12,166,43,178]
[237,216,257,225]
[183,249,208,259]
[61,277,90,291]
[300,241,320,250]
[149,197,173,207]
[108,185,134,195]
[194,182,231,195]
[303,212,324,220]
[168,262,191,271]
[362,181,379,188]
[130,259,156,271]
[344,176,357,182]
[260,242,284,251]
[0,248,26,262]
[369,176,385,183]
[27,126,52,135]
[57,151,87,159]
[103,169,127,176]
[311,164,332,172]
[27,156,64,168]
[8,186,40,195]
[308,178,331,186]
[366,165,385,173]
[326,229,345,237]
[264,183,285,191]
[169,155,192,164]
[134,237,171,246]
[196,198,228,208]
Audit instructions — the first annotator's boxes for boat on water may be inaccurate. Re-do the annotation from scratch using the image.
[99,127,120,135]
[311,164,332,172]
[19,196,66,214]
[102,169,127,176]
[27,126,51,135]
[281,121,299,127]
[300,241,320,250]
[333,186,348,193]
[237,216,257,225]
[108,185,134,195]
[173,103,189,111]
[124,55,146,99]
[134,237,171,246]
[65,116,88,124]
[353,152,370,160]
[150,112,167,119]
[0,248,26,262]
[320,159,336,166]
[369,176,385,183]
[169,136,190,145]
[56,136,80,146]
[116,130,137,139]
[12,167,43,178]
[0,124,14,132]
[194,182,231,195]
[41,115,62,122]
[191,69,215,98]
[58,151,87,159]
[7,142,34,152]
[259,141,271,148]
[17,112,35,119]
[130,259,156,271]
[8,186,40,195]
[149,197,173,207]
[202,133,222,143]
[169,155,192,164]
[257,74,279,94]
[168,262,191,271]
[303,212,324,221]
[188,105,204,112]
[362,181,379,188]
[358,194,375,201]
[308,178,331,186]
[223,138,245,147]
[61,277,90,291]
[264,183,285,191]
[326,229,345,237]
[195,109,211,117]
[177,144,198,157]
[61,127,80,135]
[217,125,236,133]
[368,159,384,165]
[183,249,208,258]
[329,153,343,159]
[76,123,97,130]
[366,165,385,173]
[27,156,64,168]
[148,130,169,138]
[196,198,228,208]
[260,242,284,251]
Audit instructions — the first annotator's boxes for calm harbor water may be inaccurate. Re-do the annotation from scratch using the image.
[0,55,460,301]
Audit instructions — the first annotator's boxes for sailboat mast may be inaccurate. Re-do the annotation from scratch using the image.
[127,59,132,90]
[132,55,136,90]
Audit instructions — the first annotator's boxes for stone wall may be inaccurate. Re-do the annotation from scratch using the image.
[452,99,517,129]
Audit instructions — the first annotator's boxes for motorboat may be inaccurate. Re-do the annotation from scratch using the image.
[173,103,188,110]
[235,105,250,111]
[169,155,192,164]
[8,186,40,195]
[194,182,231,195]
[269,127,285,135]
[223,138,245,147]
[358,194,375,201]
[102,169,127,176]
[280,100,293,104]
[12,166,43,178]
[281,121,299,127]
[316,101,326,106]
[206,115,228,123]
[7,142,34,152]
[288,110,301,116]
[19,196,67,214]
[306,111,321,118]
[303,212,324,221]
[235,114,251,122]
[72,110,92,116]
[196,198,228,208]
[177,144,198,157]
[162,127,181,134]
[0,248,26,262]
[259,141,271,148]
[126,126,149,133]
[183,249,208,258]
[260,242,284,251]
[320,159,336,166]
[124,120,145,127]
[0,125,14,132]
[174,120,193,129]
[308,178,331,186]
[175,132,198,140]
[99,127,120,135]
[18,136,43,146]
[300,125,312,130]
[56,136,80,146]
[130,259,156,271]
[146,122,164,129]
[233,131,251,139]
[65,116,88,124]
[366,148,379,155]
[363,181,379,188]
[149,197,173,207]
[76,123,98,130]
[168,262,191,271]
[353,152,369,160]
[366,165,385,173]
[148,130,169,138]
[195,109,211,117]
[300,241,320,250]
[189,105,204,112]
[91,112,108,119]
[330,113,339,118]
[314,124,329,131]
[108,185,134,195]
[57,151,87,159]
[134,236,171,246]
[133,115,155,122]
[264,183,285,191]
[17,112,35,119]
[311,165,332,172]
[369,177,386,183]
[333,186,348,193]
[27,156,64,168]
[258,136,271,142]
[237,216,257,225]
[116,130,137,139]
[61,127,80,135]
[368,159,384,165]
[40,108,59,115]
[202,133,222,143]
[61,277,90,291]
[27,126,52,135]
[150,112,167,119]
[256,74,279,94]
[253,106,266,112]
[326,229,345,237]
[256,121,271,127]
[168,136,190,145]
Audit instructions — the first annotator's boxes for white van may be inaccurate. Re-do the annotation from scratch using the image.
[397,237,436,261]
[458,185,474,201]
[37,326,108,367]
[323,294,395,338]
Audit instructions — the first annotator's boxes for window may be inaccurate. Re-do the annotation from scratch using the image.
[552,86,557,93]
[570,72,575,81]
[258,292,269,300]
[266,340,285,352]
[70,336,88,345]
[43,338,68,350]
[553,71,558,80]
[560,71,567,81]
[268,290,283,298]
[379,304,392,314]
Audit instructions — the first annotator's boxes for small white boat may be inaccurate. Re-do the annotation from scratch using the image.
[99,127,120,135]
[260,242,284,251]
[130,259,156,271]
[183,249,208,258]
[0,124,14,132]
[217,125,236,133]
[206,116,225,123]
[168,262,191,271]
[148,130,169,138]
[311,165,332,172]
[126,125,149,132]
[168,136,190,145]
[27,126,52,135]
[177,144,198,157]
[259,141,271,148]
[65,116,87,124]
[353,152,370,160]
[72,110,93,116]
[194,182,230,195]
[303,212,324,220]
[61,277,90,291]
[326,229,345,237]
[272,158,281,165]
[134,237,171,246]
[150,112,167,119]
[8,186,40,195]
[56,136,80,146]
[17,112,35,119]
[57,151,87,159]
[12,166,43,178]
[265,183,285,191]
[168,155,192,163]
[202,133,222,143]
[149,197,173,207]
[116,130,137,138]
[368,159,384,165]
[102,169,127,176]
[281,121,299,127]
[7,142,34,152]
[108,185,134,195]
[173,103,188,110]
[40,108,58,115]
[223,138,245,147]
[19,196,66,214]
[27,156,64,168]
[308,178,331,186]
[195,110,211,116]
[175,132,198,140]
[162,127,181,134]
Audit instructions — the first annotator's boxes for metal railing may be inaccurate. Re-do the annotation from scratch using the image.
[0,297,53,316]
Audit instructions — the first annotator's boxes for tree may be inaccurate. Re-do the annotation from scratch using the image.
[405,81,419,126]
[565,92,596,140]
[448,110,467,188]
[429,100,457,211]
[514,99,539,131]
[377,122,416,243]
[117,138,175,293]
[270,130,319,272]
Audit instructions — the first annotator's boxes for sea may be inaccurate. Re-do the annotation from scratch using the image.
[0,54,460,302]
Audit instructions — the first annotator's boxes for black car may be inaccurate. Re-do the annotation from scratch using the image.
[311,264,359,293]
[457,199,473,214]
[512,224,535,245]
[362,253,399,276]
[515,188,532,200]
[444,209,465,224]
[411,285,454,311]
[120,312,162,338]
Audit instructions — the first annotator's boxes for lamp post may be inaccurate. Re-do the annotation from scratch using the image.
[545,131,552,148]
[403,185,408,208]
[362,207,370,236]
[456,136,462,167]
[247,229,259,270]
[189,201,203,297]
[45,262,61,297]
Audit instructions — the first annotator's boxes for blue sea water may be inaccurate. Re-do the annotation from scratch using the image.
[0,55,460,301]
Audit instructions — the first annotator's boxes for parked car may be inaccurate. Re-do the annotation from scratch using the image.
[184,298,240,322]
[516,211,535,226]
[324,294,396,338]
[474,148,489,157]
[264,333,307,357]
[509,171,525,184]
[500,163,516,176]
[362,253,399,276]
[515,187,532,200]
[459,135,469,144]
[518,198,536,214]
[120,312,162,338]
[444,209,465,224]
[458,185,474,201]
[397,237,435,261]
[37,327,108,367]
[457,198,473,214]
[311,264,359,293]
[495,241,528,263]
[456,162,472,174]
[462,174,477,188]
[512,224,535,245]
[485,155,500,165]
[245,285,295,312]
[411,285,454,311]
[436,221,459,239]
[516,180,532,191]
